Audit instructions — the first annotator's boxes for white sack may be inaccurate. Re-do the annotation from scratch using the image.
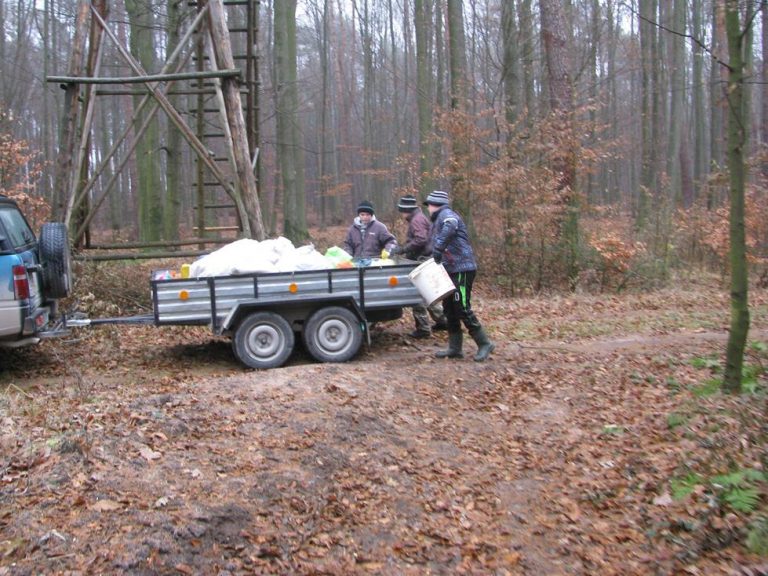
[189,237,329,277]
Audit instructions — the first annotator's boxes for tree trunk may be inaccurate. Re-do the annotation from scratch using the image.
[164,0,182,241]
[763,1,768,176]
[691,0,707,198]
[52,0,90,221]
[710,0,728,208]
[518,0,535,125]
[125,0,163,243]
[446,0,472,230]
[722,0,750,393]
[502,0,520,127]
[666,0,685,204]
[274,0,306,242]
[540,0,579,286]
[638,0,655,229]
[415,0,435,198]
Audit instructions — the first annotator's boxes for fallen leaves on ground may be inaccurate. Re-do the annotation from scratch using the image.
[0,267,766,575]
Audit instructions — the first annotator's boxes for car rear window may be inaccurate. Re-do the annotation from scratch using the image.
[0,205,36,250]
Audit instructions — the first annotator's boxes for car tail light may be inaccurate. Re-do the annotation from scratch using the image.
[13,265,30,300]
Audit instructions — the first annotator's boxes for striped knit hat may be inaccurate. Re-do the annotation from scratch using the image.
[397,195,419,212]
[423,190,449,206]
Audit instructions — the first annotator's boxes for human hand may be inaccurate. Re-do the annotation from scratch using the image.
[389,245,405,256]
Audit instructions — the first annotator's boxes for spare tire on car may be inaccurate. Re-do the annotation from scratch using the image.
[39,222,72,299]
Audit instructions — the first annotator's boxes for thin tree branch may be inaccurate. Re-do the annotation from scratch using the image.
[619,0,732,72]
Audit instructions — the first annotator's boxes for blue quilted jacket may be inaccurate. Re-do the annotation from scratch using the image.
[429,205,476,273]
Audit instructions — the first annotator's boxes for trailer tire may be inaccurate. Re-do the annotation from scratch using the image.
[232,311,294,369]
[303,306,363,363]
[39,222,72,299]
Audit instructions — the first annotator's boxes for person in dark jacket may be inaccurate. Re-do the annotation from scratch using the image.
[424,190,495,362]
[389,195,447,338]
[343,200,397,260]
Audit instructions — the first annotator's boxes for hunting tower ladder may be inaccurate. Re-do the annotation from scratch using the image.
[49,0,264,259]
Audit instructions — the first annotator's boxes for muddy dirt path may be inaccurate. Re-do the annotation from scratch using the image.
[1,287,767,575]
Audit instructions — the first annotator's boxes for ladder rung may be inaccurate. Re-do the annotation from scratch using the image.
[193,226,241,232]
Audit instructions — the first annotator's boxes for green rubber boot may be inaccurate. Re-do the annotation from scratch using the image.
[472,328,495,362]
[435,332,464,359]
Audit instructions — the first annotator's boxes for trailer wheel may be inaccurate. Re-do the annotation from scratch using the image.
[232,311,294,369]
[303,306,363,363]
[39,222,72,299]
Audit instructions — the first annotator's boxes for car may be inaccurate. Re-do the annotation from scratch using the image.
[0,194,72,348]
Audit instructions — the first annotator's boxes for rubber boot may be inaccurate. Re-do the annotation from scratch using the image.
[471,328,495,362]
[435,332,464,359]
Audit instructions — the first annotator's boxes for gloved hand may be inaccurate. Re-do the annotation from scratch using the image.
[432,251,442,264]
[389,245,405,256]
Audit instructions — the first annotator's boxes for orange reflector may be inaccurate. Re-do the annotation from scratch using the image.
[179,290,189,301]
[388,276,399,286]
[289,282,298,293]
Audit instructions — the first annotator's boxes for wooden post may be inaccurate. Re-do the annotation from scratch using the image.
[207,0,266,240]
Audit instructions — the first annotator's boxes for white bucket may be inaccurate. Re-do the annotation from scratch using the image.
[408,258,456,307]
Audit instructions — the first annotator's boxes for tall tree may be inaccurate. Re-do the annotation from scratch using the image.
[763,1,768,175]
[721,0,752,393]
[540,0,579,285]
[446,0,472,229]
[124,0,163,242]
[518,0,536,125]
[691,0,707,198]
[501,0,520,127]
[274,0,307,242]
[710,0,728,207]
[164,0,182,241]
[414,0,435,198]
[666,0,685,204]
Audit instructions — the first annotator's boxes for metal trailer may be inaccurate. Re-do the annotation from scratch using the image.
[71,262,424,369]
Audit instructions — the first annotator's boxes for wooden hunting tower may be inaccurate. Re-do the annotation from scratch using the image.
[49,0,264,259]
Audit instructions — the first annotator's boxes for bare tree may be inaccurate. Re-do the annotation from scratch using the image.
[721,0,754,393]
[540,0,579,284]
[274,0,307,242]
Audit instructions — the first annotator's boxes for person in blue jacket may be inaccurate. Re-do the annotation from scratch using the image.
[424,190,495,362]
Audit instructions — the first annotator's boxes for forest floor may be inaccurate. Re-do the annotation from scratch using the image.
[1,261,767,575]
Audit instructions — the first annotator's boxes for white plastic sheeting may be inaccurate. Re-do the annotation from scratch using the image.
[189,237,331,277]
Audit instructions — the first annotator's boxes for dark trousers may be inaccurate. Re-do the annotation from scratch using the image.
[442,270,482,334]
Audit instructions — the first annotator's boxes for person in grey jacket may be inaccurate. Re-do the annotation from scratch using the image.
[424,190,495,362]
[343,200,397,260]
[389,195,447,338]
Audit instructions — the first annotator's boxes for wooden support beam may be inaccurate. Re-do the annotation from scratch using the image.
[48,69,241,84]
[74,250,211,262]
[87,237,233,250]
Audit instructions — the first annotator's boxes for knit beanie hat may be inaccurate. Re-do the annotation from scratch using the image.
[397,195,418,212]
[423,190,449,206]
[356,200,375,215]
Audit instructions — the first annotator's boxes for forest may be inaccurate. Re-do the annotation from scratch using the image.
[0,0,763,289]
[1,1,768,573]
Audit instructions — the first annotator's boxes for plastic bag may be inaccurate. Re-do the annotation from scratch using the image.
[324,246,353,268]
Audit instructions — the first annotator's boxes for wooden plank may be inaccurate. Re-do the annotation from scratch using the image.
[208,0,265,240]
[48,69,241,84]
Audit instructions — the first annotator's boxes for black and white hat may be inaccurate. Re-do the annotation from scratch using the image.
[397,195,419,212]
[423,190,449,206]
